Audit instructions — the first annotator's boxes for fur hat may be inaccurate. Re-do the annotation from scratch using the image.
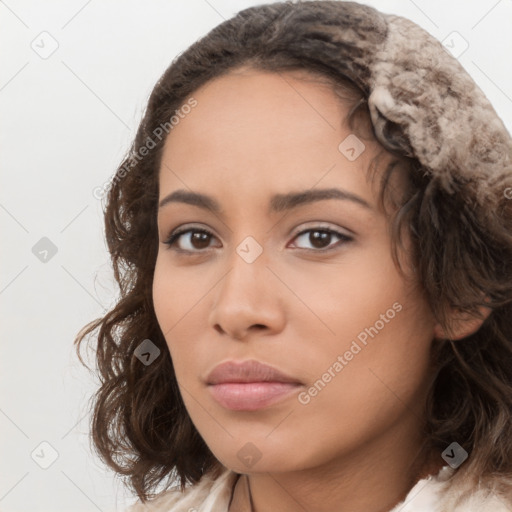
[307,1,512,206]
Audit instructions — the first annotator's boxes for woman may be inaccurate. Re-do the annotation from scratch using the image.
[75,1,512,510]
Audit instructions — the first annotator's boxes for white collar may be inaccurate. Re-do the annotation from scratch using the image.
[127,465,512,511]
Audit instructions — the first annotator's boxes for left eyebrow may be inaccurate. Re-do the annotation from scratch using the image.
[268,188,372,213]
[158,187,373,214]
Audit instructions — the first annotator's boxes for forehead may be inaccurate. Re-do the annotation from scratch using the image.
[158,68,388,207]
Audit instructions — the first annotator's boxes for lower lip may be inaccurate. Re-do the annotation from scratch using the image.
[208,382,301,411]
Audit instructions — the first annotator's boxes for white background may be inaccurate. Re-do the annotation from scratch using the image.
[1,0,511,510]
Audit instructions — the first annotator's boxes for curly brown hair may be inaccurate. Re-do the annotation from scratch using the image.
[75,0,512,503]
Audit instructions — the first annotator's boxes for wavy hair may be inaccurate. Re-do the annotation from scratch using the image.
[75,0,512,503]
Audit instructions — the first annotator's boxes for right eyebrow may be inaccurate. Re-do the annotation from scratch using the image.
[159,189,221,212]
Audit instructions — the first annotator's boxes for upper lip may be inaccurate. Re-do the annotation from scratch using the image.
[206,360,302,385]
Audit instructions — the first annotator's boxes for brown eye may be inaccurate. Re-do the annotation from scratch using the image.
[309,230,331,249]
[291,228,352,251]
[164,228,216,252]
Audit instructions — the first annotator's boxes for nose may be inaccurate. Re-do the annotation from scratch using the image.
[208,246,286,341]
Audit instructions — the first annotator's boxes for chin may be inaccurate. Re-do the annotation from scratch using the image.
[206,436,314,475]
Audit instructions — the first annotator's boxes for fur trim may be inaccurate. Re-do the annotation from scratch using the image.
[367,13,512,206]
[126,467,512,511]
[126,469,238,511]
[389,467,512,511]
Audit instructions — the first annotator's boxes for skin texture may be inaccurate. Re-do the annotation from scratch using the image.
[152,68,483,512]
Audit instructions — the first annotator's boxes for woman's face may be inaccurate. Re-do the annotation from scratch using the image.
[153,67,437,474]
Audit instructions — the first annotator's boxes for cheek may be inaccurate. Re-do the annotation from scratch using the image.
[152,258,190,370]
[280,290,434,470]
[152,256,211,381]
[152,256,204,338]
[291,248,434,423]
[152,259,174,339]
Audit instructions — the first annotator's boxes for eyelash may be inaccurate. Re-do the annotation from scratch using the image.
[162,225,353,255]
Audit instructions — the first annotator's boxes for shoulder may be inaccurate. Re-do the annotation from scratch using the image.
[126,468,238,512]
[390,466,512,512]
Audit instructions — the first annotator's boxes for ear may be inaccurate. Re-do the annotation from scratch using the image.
[433,305,492,341]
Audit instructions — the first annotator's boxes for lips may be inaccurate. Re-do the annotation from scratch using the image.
[206,360,303,411]
[206,359,301,385]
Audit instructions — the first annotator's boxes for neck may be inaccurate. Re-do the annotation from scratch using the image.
[245,418,443,512]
